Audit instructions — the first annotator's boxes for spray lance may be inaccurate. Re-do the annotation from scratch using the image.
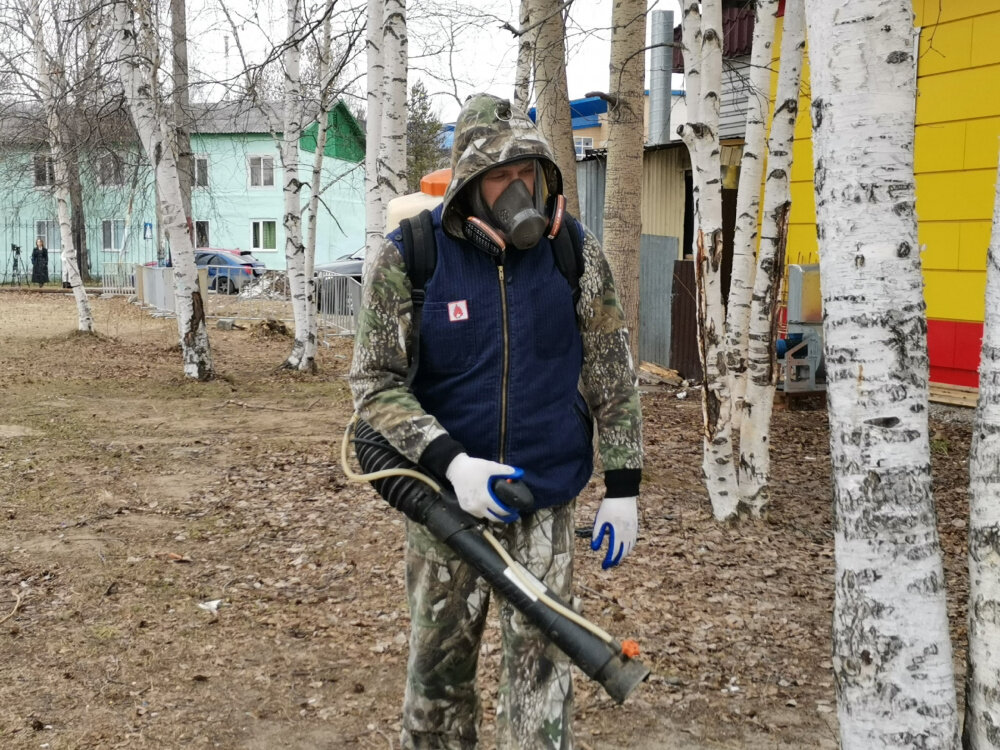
[342,417,650,704]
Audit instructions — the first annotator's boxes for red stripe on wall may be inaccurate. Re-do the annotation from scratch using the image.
[928,318,982,388]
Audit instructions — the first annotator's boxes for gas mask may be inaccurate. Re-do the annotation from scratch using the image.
[466,162,551,253]
[488,179,548,250]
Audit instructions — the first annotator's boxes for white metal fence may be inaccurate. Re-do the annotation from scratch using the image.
[101,262,136,295]
[126,264,361,337]
[316,271,361,335]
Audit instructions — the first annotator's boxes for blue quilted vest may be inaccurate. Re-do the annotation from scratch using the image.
[388,205,594,508]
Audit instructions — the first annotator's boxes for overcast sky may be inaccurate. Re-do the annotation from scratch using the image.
[414,0,684,121]
[186,0,683,123]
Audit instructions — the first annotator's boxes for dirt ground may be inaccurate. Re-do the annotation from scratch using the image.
[0,291,974,749]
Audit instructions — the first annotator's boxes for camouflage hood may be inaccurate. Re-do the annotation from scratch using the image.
[441,93,562,240]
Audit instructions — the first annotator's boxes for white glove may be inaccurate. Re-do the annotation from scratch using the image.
[445,453,522,523]
[591,496,638,569]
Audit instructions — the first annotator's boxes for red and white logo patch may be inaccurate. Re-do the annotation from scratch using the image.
[448,300,469,322]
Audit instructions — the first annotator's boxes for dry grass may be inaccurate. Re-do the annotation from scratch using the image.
[0,291,974,749]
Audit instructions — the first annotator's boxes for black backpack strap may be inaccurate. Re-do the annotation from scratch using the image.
[551,213,584,306]
[399,209,436,387]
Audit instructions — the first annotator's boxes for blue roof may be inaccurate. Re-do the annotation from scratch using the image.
[527,95,608,131]
[437,122,455,150]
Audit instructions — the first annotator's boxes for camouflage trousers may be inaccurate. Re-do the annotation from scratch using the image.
[400,500,576,750]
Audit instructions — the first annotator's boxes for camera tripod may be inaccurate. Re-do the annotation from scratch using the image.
[4,244,28,286]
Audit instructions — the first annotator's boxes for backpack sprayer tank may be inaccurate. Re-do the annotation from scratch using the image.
[385,168,450,232]
[349,419,650,703]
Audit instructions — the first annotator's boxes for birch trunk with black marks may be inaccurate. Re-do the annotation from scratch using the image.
[303,7,334,367]
[804,1,959,746]
[963,152,1000,750]
[114,0,212,380]
[364,0,384,267]
[601,0,645,367]
[513,0,532,110]
[530,0,578,215]
[724,0,778,431]
[377,0,406,210]
[678,0,739,521]
[737,0,804,514]
[278,0,314,372]
[29,0,93,331]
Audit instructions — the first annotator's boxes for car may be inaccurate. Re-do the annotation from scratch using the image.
[314,247,364,282]
[195,249,267,294]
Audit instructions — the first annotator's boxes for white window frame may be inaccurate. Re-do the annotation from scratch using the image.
[33,154,55,187]
[35,220,61,250]
[194,220,210,248]
[101,219,126,252]
[574,136,594,160]
[193,155,209,188]
[248,155,275,188]
[97,153,124,186]
[251,219,278,252]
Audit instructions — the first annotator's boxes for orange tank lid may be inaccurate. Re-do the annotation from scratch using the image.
[420,168,452,197]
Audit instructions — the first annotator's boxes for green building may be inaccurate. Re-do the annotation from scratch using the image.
[0,100,366,282]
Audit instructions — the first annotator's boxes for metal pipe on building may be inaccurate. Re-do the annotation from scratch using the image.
[648,10,675,147]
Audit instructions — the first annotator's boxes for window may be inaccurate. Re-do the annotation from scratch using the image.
[102,219,126,251]
[251,220,277,251]
[33,155,55,187]
[97,153,124,186]
[35,220,61,250]
[194,156,209,188]
[574,137,594,160]
[249,156,274,187]
[195,220,210,248]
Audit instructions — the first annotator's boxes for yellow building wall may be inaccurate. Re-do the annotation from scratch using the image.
[775,1,1000,323]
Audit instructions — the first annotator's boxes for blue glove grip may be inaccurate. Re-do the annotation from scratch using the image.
[487,467,524,524]
[591,523,623,569]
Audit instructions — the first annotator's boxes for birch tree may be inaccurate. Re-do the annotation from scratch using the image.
[27,0,93,330]
[737,0,805,514]
[276,0,311,371]
[222,0,349,372]
[376,0,407,207]
[114,0,213,380]
[363,0,384,263]
[723,0,778,431]
[512,0,531,110]
[804,1,959,746]
[963,151,1000,750]
[362,0,405,261]
[304,10,335,288]
[678,0,739,520]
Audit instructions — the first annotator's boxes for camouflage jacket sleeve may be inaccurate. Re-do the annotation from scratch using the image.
[576,225,644,478]
[348,237,452,466]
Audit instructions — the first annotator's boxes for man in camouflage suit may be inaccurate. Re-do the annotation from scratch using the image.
[350,92,642,749]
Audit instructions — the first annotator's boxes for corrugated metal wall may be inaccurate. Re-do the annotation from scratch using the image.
[576,158,606,242]
[640,146,688,240]
[578,145,690,244]
[639,234,680,368]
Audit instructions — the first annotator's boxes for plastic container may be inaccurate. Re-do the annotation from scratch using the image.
[385,168,452,231]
